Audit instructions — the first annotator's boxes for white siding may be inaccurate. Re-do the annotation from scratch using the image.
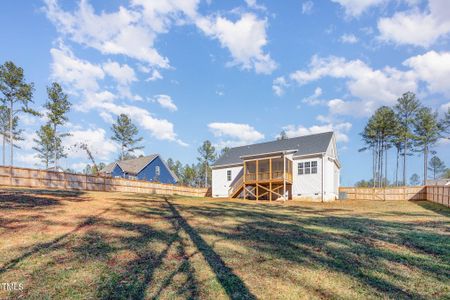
[292,155,339,201]
[292,156,322,200]
[212,166,243,197]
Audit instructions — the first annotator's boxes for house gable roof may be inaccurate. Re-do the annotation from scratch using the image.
[212,132,334,168]
[101,154,159,175]
[100,154,179,182]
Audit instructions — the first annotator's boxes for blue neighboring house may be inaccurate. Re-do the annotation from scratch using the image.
[100,154,178,184]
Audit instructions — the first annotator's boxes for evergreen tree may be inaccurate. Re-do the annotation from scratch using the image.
[360,106,398,187]
[277,130,288,140]
[413,107,441,184]
[197,140,216,187]
[32,124,55,168]
[409,173,420,186]
[111,114,143,160]
[443,169,450,179]
[44,82,71,170]
[0,107,22,165]
[0,61,37,166]
[428,156,446,180]
[394,92,420,186]
[182,164,197,187]
[218,147,230,160]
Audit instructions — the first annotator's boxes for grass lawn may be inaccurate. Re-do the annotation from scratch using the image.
[0,188,449,299]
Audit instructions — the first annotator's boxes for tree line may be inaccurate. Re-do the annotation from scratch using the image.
[359,92,450,187]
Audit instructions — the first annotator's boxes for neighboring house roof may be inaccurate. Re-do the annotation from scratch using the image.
[101,154,179,182]
[212,132,334,168]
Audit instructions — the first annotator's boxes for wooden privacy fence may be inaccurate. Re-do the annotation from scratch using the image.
[339,186,449,207]
[426,185,450,207]
[0,166,207,197]
[340,186,427,201]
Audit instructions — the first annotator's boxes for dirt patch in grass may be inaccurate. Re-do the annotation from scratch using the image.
[0,189,449,299]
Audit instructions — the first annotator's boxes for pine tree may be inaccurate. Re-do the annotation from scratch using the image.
[0,61,37,166]
[111,114,143,160]
[360,106,398,187]
[197,140,216,187]
[394,92,420,186]
[44,82,71,170]
[413,107,441,184]
[32,124,55,168]
[428,156,446,180]
[277,130,288,140]
[0,107,22,165]
[409,173,420,186]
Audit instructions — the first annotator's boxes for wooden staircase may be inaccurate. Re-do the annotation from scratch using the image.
[228,174,244,198]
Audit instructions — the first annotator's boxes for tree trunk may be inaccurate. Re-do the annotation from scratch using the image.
[372,146,375,188]
[2,134,5,166]
[423,146,428,185]
[403,137,407,186]
[395,147,399,186]
[54,123,57,171]
[385,146,388,188]
[9,101,13,167]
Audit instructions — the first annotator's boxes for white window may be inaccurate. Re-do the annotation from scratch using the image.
[155,166,160,176]
[311,161,317,174]
[227,170,232,181]
[305,162,311,174]
[298,161,318,175]
[298,163,304,175]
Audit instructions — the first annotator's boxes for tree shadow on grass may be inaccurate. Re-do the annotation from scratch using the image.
[164,198,256,300]
[178,201,449,299]
[411,200,450,218]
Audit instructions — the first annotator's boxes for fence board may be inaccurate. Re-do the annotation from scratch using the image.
[339,185,449,207]
[0,166,207,198]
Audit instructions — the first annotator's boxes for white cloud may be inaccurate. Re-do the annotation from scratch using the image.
[272,76,288,96]
[339,33,358,44]
[146,69,163,81]
[50,44,104,94]
[196,13,277,74]
[302,87,324,106]
[289,55,417,115]
[378,0,450,47]
[103,61,137,86]
[302,1,314,14]
[50,43,184,145]
[65,128,119,161]
[244,0,267,11]
[154,94,178,111]
[45,0,171,68]
[208,122,264,148]
[282,122,352,143]
[331,0,386,17]
[403,51,450,96]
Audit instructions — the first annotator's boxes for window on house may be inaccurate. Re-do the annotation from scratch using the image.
[298,163,304,175]
[227,170,232,181]
[298,161,317,175]
[155,166,160,176]
[305,162,311,174]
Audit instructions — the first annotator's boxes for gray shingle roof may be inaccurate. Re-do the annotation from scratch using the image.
[101,154,159,175]
[212,132,334,168]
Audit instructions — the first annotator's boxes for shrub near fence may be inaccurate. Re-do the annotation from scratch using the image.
[0,166,207,198]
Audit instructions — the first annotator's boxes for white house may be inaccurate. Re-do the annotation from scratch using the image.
[211,132,340,201]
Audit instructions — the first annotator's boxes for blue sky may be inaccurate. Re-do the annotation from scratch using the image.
[1,0,449,185]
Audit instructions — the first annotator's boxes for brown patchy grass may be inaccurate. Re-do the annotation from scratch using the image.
[0,188,449,299]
